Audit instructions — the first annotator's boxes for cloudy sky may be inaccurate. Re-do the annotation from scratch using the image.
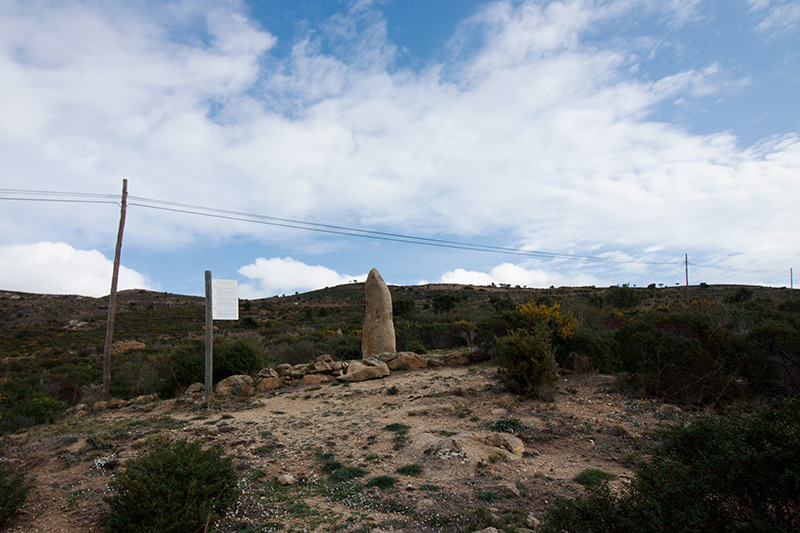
[0,0,798,298]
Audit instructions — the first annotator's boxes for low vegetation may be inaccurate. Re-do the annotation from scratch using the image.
[1,282,799,530]
[104,439,238,532]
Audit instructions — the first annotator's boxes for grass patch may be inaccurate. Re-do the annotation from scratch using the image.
[396,464,423,476]
[573,468,617,488]
[365,476,398,489]
[330,466,368,482]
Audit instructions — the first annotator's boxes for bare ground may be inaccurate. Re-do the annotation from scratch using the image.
[1,365,677,532]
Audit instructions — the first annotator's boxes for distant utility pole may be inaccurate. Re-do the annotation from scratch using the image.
[103,179,128,399]
[685,253,689,306]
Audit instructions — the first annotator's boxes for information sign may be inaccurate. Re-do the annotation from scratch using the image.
[212,279,239,320]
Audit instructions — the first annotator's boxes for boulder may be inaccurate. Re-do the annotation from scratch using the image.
[380,351,429,370]
[215,375,255,396]
[467,347,491,362]
[338,357,390,382]
[362,268,396,358]
[258,367,280,379]
[256,377,283,391]
[277,474,296,486]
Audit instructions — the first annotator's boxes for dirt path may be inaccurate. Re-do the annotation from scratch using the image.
[2,365,673,532]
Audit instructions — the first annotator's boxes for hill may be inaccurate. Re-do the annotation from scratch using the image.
[0,282,798,531]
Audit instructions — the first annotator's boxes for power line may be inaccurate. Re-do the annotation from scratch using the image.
[0,187,787,275]
[128,195,681,266]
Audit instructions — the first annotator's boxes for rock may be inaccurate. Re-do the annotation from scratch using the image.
[443,351,470,366]
[338,357,390,382]
[380,351,429,370]
[274,363,292,375]
[526,513,541,528]
[215,375,255,396]
[302,374,332,385]
[91,401,108,412]
[476,528,500,533]
[313,358,333,373]
[404,397,465,416]
[184,382,204,396]
[468,347,491,362]
[277,474,296,486]
[133,393,158,405]
[362,268,396,358]
[425,431,525,468]
[256,377,283,391]
[258,367,280,379]
[107,399,125,409]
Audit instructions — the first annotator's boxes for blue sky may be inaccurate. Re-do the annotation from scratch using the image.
[0,0,798,298]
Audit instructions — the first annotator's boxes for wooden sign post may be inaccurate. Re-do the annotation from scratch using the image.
[204,271,239,403]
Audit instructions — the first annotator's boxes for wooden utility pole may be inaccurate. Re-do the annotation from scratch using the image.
[685,253,689,306]
[102,179,128,399]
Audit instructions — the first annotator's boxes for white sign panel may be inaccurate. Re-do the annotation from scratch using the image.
[212,279,239,320]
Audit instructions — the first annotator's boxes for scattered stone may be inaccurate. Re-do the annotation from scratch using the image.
[91,401,108,412]
[133,393,158,405]
[184,382,204,396]
[215,375,255,396]
[107,398,125,409]
[302,374,332,385]
[274,363,292,375]
[256,377,283,391]
[277,474,296,486]
[362,268,396,358]
[258,367,280,379]
[443,351,470,366]
[526,513,541,528]
[379,351,429,370]
[404,397,465,416]
[467,347,491,362]
[338,357,390,382]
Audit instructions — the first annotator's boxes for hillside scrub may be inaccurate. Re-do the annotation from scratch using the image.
[539,399,800,532]
[1,284,798,435]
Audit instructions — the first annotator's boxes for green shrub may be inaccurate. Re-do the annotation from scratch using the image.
[539,400,800,532]
[329,466,368,482]
[488,416,526,435]
[564,326,619,373]
[0,462,34,525]
[396,464,423,476]
[605,286,642,309]
[214,338,263,381]
[104,439,238,533]
[496,326,558,398]
[573,468,617,489]
[365,475,398,489]
[405,341,427,354]
[614,311,744,405]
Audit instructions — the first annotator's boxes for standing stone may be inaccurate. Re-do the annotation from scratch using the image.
[362,268,396,358]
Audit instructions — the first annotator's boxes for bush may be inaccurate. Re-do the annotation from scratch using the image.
[104,439,238,533]
[496,326,558,398]
[214,338,263,381]
[0,462,34,525]
[614,311,744,405]
[573,468,617,489]
[539,400,800,532]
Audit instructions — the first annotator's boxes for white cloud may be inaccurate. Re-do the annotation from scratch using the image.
[753,1,800,35]
[0,242,157,296]
[0,0,797,292]
[439,262,602,288]
[238,257,367,298]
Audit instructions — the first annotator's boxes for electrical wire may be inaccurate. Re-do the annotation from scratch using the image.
[0,187,788,275]
[128,195,681,266]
